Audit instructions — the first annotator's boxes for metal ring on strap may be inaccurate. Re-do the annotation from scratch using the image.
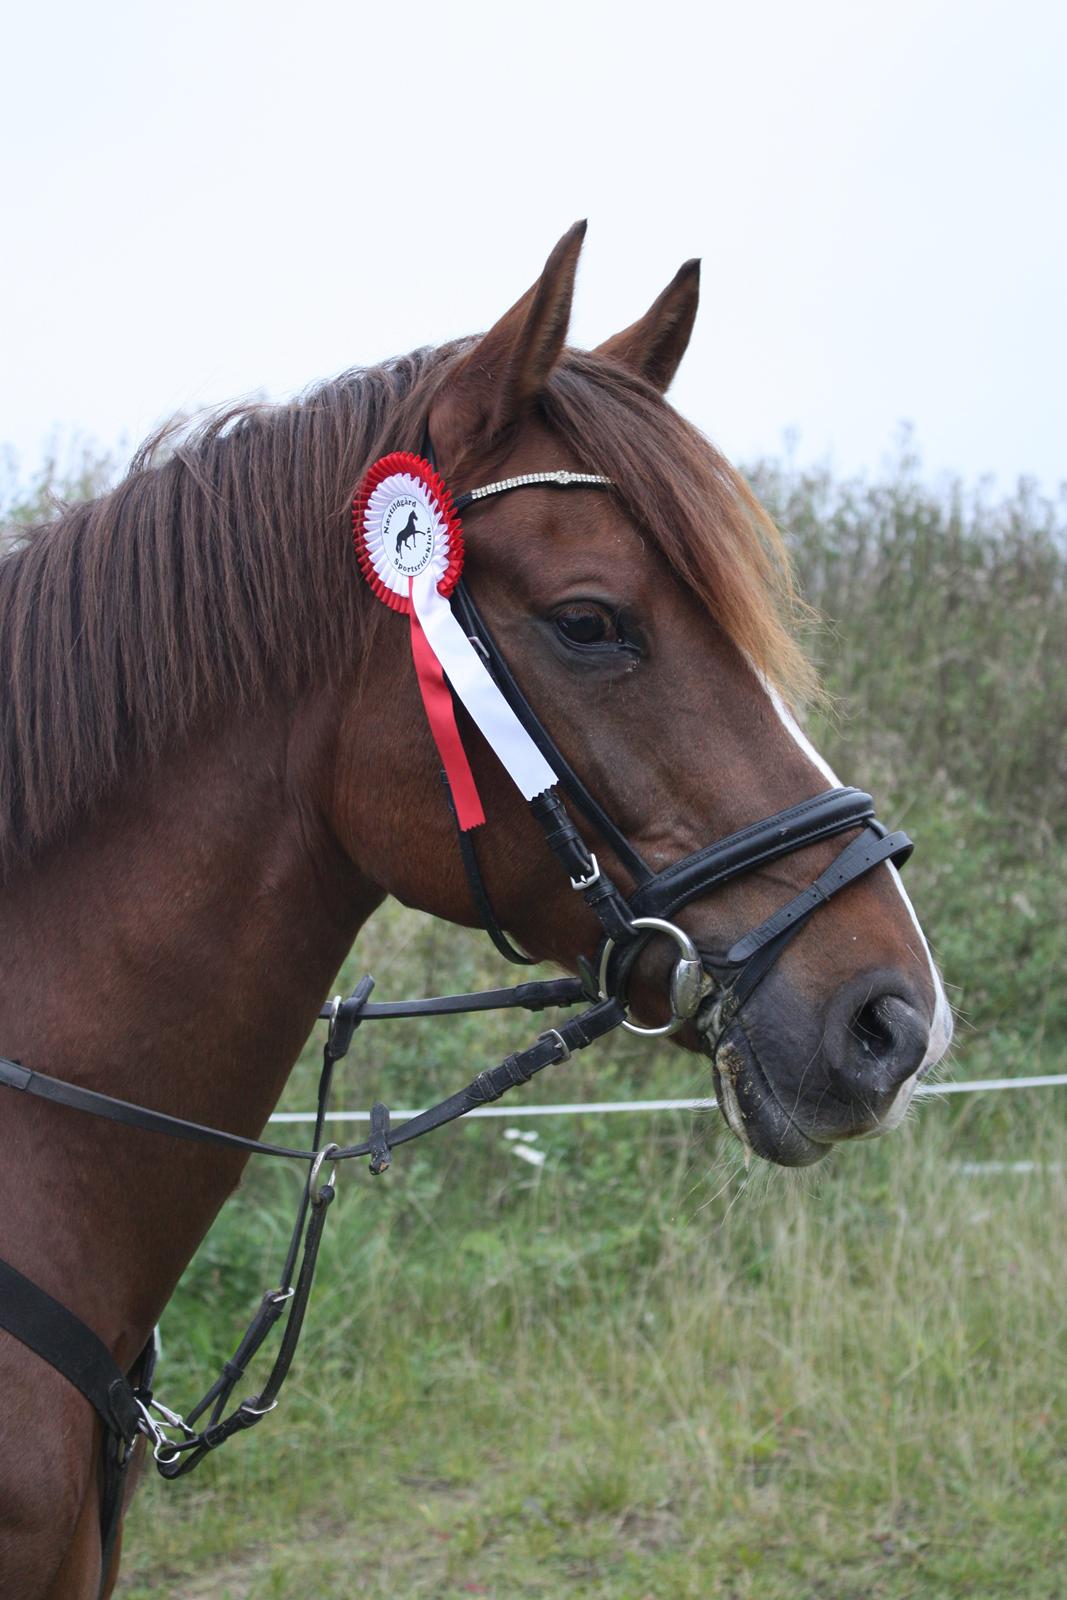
[598,916,702,1037]
[308,1142,340,1193]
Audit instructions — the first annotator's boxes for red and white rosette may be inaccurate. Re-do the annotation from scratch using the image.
[353,453,557,830]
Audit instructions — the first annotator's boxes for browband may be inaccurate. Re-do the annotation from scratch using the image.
[454,470,613,511]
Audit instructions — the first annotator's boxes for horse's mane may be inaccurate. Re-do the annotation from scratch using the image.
[0,344,813,881]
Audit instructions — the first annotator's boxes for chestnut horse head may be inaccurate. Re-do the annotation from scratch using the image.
[0,223,951,1595]
[330,222,953,1162]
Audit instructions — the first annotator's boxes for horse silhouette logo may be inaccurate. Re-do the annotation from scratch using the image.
[383,493,435,578]
[395,508,421,559]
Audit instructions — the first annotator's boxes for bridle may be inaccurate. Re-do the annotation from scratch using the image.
[443,463,913,1042]
[0,456,913,1591]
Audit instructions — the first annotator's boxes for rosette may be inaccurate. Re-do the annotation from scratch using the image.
[353,453,557,829]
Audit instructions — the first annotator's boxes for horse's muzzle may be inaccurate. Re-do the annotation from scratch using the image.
[700,967,934,1166]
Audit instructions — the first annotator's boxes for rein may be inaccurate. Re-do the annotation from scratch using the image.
[0,460,914,1593]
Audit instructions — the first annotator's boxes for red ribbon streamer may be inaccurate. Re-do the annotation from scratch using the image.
[407,589,485,831]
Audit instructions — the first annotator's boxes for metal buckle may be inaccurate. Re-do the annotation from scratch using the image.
[598,916,703,1037]
[536,1027,571,1063]
[570,852,601,891]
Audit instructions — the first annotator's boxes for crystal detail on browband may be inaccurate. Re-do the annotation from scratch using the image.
[466,470,613,501]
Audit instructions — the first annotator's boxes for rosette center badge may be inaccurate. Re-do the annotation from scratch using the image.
[381,493,435,580]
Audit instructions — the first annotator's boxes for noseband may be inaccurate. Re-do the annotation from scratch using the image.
[444,465,913,1038]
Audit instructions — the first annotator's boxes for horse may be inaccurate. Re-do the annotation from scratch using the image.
[0,222,952,1597]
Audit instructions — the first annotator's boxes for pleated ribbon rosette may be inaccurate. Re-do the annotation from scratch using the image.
[353,453,557,829]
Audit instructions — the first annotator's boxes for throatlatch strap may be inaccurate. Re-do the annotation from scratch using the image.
[440,770,537,966]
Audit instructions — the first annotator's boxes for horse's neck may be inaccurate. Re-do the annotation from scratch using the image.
[0,701,381,1363]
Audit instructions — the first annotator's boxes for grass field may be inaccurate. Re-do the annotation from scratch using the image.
[6,446,1067,1597]
[114,997,1067,1598]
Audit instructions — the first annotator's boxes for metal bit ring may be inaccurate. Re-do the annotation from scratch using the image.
[598,916,702,1037]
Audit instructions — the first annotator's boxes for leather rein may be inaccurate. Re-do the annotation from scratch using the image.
[0,462,913,1588]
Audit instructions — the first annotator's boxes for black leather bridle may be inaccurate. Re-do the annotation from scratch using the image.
[444,467,913,1041]
[0,460,914,1590]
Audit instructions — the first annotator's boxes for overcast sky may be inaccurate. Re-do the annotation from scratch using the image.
[2,0,1064,493]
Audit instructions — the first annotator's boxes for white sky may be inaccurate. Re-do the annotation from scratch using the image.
[2,0,1064,491]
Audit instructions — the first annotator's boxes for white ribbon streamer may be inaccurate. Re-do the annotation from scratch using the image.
[410,567,558,800]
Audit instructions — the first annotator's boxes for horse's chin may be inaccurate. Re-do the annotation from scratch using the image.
[701,1013,927,1168]
[706,1028,831,1167]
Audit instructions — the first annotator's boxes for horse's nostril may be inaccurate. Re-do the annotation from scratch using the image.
[851,996,900,1060]
[828,987,930,1101]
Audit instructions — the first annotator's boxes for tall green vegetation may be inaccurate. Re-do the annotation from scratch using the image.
[753,448,1067,1060]
[755,446,1067,833]
[5,442,1065,1596]
[1,437,117,540]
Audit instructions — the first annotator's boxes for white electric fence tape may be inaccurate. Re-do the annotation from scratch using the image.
[268,1072,1067,1126]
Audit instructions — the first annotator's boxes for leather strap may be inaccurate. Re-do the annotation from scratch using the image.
[529,790,636,943]
[721,826,912,968]
[319,977,585,1023]
[450,580,652,885]
[0,988,618,1170]
[628,788,890,922]
[156,1176,337,1479]
[0,1054,319,1161]
[707,826,913,1020]
[441,772,536,966]
[328,996,624,1160]
[0,1257,144,1597]
[0,970,593,1165]
[0,1258,140,1442]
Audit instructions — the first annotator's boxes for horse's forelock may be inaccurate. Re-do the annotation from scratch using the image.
[541,352,817,707]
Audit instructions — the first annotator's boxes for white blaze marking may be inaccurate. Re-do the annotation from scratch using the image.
[765,687,954,1118]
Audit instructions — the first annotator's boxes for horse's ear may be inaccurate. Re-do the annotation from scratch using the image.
[594,259,700,393]
[429,221,587,471]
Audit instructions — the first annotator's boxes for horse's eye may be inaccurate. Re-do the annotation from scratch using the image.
[555,608,612,646]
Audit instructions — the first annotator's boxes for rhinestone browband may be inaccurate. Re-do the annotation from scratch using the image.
[459,470,614,506]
